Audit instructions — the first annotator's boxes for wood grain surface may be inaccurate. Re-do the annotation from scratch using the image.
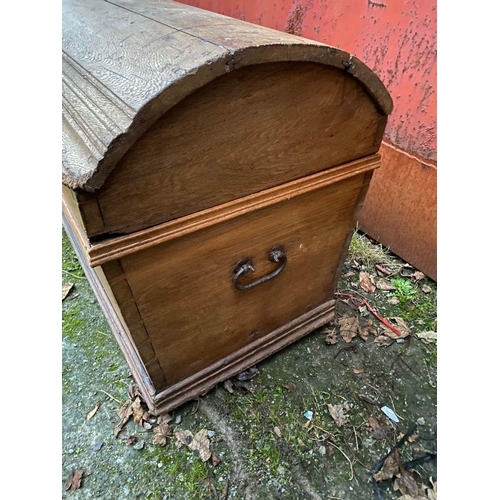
[62,0,392,192]
[79,62,385,237]
[110,171,370,386]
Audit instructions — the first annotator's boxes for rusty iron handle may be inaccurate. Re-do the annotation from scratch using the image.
[233,246,287,291]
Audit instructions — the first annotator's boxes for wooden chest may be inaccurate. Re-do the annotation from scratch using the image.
[62,0,392,415]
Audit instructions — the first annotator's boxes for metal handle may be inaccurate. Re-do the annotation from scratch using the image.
[233,245,287,291]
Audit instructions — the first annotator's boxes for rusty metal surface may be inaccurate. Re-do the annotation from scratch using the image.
[358,142,437,281]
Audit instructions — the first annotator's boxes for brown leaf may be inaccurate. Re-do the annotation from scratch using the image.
[64,469,84,491]
[380,317,411,339]
[421,284,432,294]
[412,271,426,281]
[211,453,221,467]
[368,416,390,440]
[374,335,394,347]
[114,401,133,438]
[152,421,173,446]
[325,331,339,345]
[375,264,392,275]
[359,321,377,340]
[174,429,211,462]
[338,316,359,343]
[415,331,437,343]
[352,368,364,374]
[375,278,395,291]
[62,282,74,301]
[387,296,399,305]
[273,426,282,437]
[223,379,234,394]
[359,272,376,293]
[123,435,137,446]
[158,413,173,425]
[373,449,400,481]
[327,403,350,427]
[86,403,101,420]
[131,397,149,425]
[394,469,422,497]
[283,382,297,393]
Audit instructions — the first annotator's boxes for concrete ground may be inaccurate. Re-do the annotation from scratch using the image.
[62,228,437,499]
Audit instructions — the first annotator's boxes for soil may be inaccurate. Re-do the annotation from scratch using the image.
[62,228,437,499]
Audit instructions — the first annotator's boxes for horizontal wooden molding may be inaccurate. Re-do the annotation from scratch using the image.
[85,154,380,266]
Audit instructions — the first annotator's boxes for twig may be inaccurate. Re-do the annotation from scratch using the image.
[62,270,86,280]
[326,439,354,481]
[97,389,124,405]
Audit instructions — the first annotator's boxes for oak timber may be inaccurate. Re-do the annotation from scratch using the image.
[62,0,392,196]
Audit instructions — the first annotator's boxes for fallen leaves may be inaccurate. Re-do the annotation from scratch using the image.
[113,386,151,438]
[62,282,74,301]
[64,469,84,491]
[86,402,100,420]
[415,331,437,343]
[152,418,174,446]
[338,316,359,343]
[327,403,350,427]
[380,317,411,339]
[359,271,376,293]
[175,428,212,462]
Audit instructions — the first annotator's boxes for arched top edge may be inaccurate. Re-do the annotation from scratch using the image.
[62,26,392,192]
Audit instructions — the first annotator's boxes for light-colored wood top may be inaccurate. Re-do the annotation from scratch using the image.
[62,0,392,192]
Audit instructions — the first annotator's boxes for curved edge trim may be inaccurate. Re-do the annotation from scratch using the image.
[63,42,393,192]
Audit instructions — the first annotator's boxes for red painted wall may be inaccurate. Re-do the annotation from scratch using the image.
[179,0,437,279]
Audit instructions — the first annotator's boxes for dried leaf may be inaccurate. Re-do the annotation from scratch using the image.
[327,403,350,427]
[123,435,137,446]
[368,416,390,439]
[158,413,173,425]
[380,317,411,339]
[352,368,364,374]
[283,382,297,393]
[376,278,396,291]
[114,401,133,438]
[175,429,211,462]
[359,321,377,340]
[412,271,426,281]
[394,469,422,497]
[273,426,282,437]
[421,284,432,294]
[211,453,221,466]
[342,271,355,278]
[153,421,173,446]
[86,402,101,420]
[64,469,84,491]
[374,335,394,347]
[62,282,74,301]
[387,296,399,305]
[426,479,437,500]
[375,264,392,275]
[415,331,437,343]
[325,331,339,345]
[338,316,359,343]
[373,449,400,481]
[397,432,418,443]
[359,271,376,293]
[223,379,234,394]
[358,394,377,405]
[131,397,149,426]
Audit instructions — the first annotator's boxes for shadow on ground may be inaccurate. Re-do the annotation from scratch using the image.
[62,228,437,499]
